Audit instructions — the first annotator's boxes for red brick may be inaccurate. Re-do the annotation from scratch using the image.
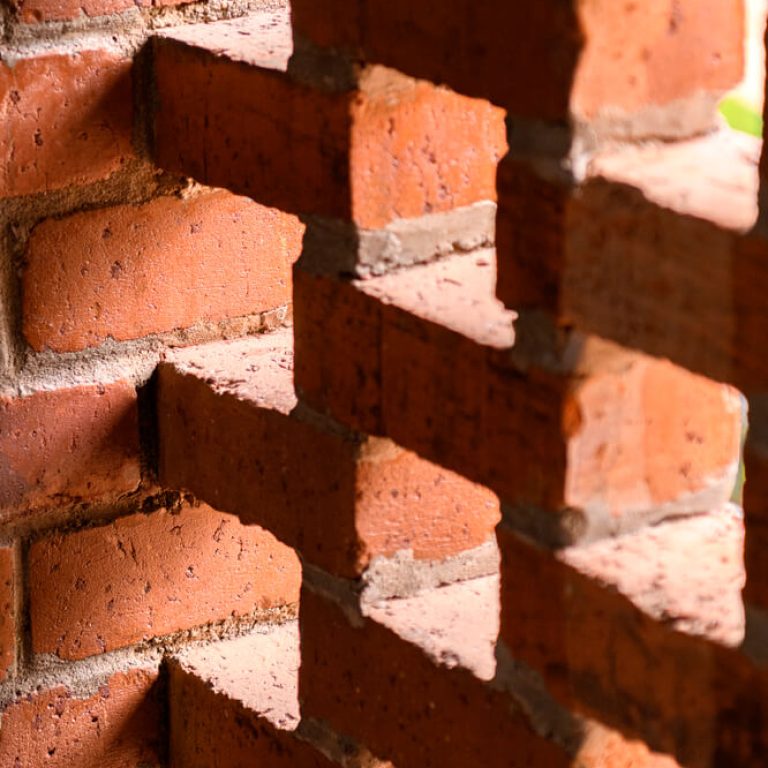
[299,582,571,768]
[153,13,505,227]
[0,50,133,198]
[0,668,163,767]
[28,503,300,659]
[23,191,302,353]
[158,332,499,577]
[295,255,742,531]
[496,131,759,387]
[497,516,747,764]
[168,628,387,767]
[10,0,132,22]
[0,546,15,681]
[9,0,192,22]
[0,382,140,517]
[291,0,741,125]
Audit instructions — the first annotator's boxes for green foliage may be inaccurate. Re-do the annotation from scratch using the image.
[719,95,763,137]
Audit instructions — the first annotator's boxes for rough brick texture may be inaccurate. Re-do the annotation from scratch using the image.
[0,546,15,680]
[7,0,191,23]
[23,190,302,352]
[158,332,499,577]
[496,132,759,387]
[28,503,300,659]
[0,382,140,517]
[0,669,163,767]
[294,255,742,535]
[291,0,742,127]
[299,584,571,768]
[0,50,133,198]
[153,13,506,226]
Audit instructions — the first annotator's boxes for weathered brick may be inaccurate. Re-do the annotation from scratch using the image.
[169,627,390,767]
[295,253,743,537]
[496,131,760,387]
[497,513,746,764]
[23,191,302,353]
[299,578,571,768]
[0,50,133,198]
[291,0,742,129]
[158,330,499,578]
[8,0,132,22]
[8,0,191,22]
[28,503,300,659]
[0,382,140,516]
[0,668,163,767]
[153,12,505,228]
[0,546,15,681]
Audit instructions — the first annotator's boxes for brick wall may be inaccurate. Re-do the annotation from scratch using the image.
[0,0,764,765]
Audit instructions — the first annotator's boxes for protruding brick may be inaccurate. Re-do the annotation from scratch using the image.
[498,511,746,763]
[300,576,571,768]
[295,252,743,539]
[0,50,133,198]
[291,0,742,131]
[0,382,140,517]
[153,12,505,228]
[170,627,391,767]
[0,546,15,681]
[497,131,760,387]
[158,330,499,578]
[0,668,163,767]
[23,191,302,353]
[28,503,300,659]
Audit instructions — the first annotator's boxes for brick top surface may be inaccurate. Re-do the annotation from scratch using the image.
[157,10,292,71]
[358,250,516,349]
[563,506,745,647]
[165,327,296,414]
[590,131,759,233]
[366,574,499,682]
[173,623,300,728]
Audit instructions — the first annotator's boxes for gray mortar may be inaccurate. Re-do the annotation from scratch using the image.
[297,717,389,768]
[2,0,287,53]
[0,603,296,711]
[503,464,740,549]
[302,562,366,629]
[0,305,289,396]
[300,201,497,278]
[361,538,500,603]
[493,642,584,756]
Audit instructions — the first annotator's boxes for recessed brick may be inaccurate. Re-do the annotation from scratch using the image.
[0,382,140,517]
[0,50,133,198]
[29,503,300,660]
[0,668,163,767]
[23,191,302,353]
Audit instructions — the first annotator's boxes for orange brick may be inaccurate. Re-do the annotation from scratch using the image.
[158,332,499,577]
[292,0,741,126]
[299,583,570,768]
[28,503,300,659]
[295,256,742,533]
[0,50,133,198]
[0,382,140,516]
[0,668,163,767]
[9,0,191,22]
[496,132,758,387]
[0,546,15,681]
[153,13,505,227]
[23,191,302,353]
